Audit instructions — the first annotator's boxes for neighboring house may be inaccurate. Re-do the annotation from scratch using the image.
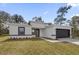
[8,20,72,39]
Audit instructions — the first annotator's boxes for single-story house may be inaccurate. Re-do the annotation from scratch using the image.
[8,20,72,39]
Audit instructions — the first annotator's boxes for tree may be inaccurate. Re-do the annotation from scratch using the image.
[0,11,26,35]
[0,11,11,23]
[11,14,25,23]
[71,16,79,38]
[32,16,43,22]
[0,11,11,35]
[0,23,4,35]
[66,20,72,26]
[54,5,72,25]
[54,15,66,24]
[11,14,19,23]
[18,15,25,23]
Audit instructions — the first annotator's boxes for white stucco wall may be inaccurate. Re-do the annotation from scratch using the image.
[9,23,32,35]
[9,25,18,35]
[40,25,72,39]
[40,29,46,37]
[25,27,32,35]
[43,27,56,39]
[39,27,56,39]
[8,23,72,39]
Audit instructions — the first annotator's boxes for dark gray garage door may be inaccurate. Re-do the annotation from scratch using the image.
[56,29,70,38]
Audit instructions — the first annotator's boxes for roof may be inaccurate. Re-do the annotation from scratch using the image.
[7,23,31,27]
[6,21,72,29]
[46,24,72,29]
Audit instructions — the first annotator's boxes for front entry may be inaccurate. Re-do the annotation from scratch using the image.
[32,29,40,37]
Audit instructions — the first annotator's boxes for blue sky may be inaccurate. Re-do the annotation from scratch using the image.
[0,3,79,23]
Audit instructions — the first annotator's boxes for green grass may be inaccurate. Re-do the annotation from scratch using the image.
[0,36,79,55]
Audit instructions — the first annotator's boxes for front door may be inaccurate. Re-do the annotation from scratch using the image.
[35,29,40,37]
[18,27,25,35]
[32,29,40,37]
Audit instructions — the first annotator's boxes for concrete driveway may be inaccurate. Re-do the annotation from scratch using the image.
[58,38,79,45]
[42,38,79,45]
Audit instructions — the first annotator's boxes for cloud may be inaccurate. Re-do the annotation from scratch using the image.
[43,11,49,15]
[74,14,79,16]
[70,14,79,18]
[66,0,79,3]
[67,3,79,7]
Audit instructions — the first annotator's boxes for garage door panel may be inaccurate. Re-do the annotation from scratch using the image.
[56,29,70,38]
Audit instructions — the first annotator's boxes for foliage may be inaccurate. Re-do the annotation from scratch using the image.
[32,16,43,22]
[66,20,72,26]
[54,5,72,25]
[0,23,4,35]
[54,15,66,24]
[0,10,26,35]
[0,11,10,23]
[0,11,10,35]
[11,14,25,23]
[0,10,26,23]
[71,16,79,38]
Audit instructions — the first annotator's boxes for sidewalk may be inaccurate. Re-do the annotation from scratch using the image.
[41,38,60,42]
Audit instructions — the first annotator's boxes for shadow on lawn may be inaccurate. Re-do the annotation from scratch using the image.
[2,38,43,42]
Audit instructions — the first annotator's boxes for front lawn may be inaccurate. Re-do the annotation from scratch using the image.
[0,36,79,55]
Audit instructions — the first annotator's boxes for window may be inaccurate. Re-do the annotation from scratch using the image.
[18,27,25,35]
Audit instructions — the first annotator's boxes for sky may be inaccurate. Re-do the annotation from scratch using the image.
[0,3,79,23]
